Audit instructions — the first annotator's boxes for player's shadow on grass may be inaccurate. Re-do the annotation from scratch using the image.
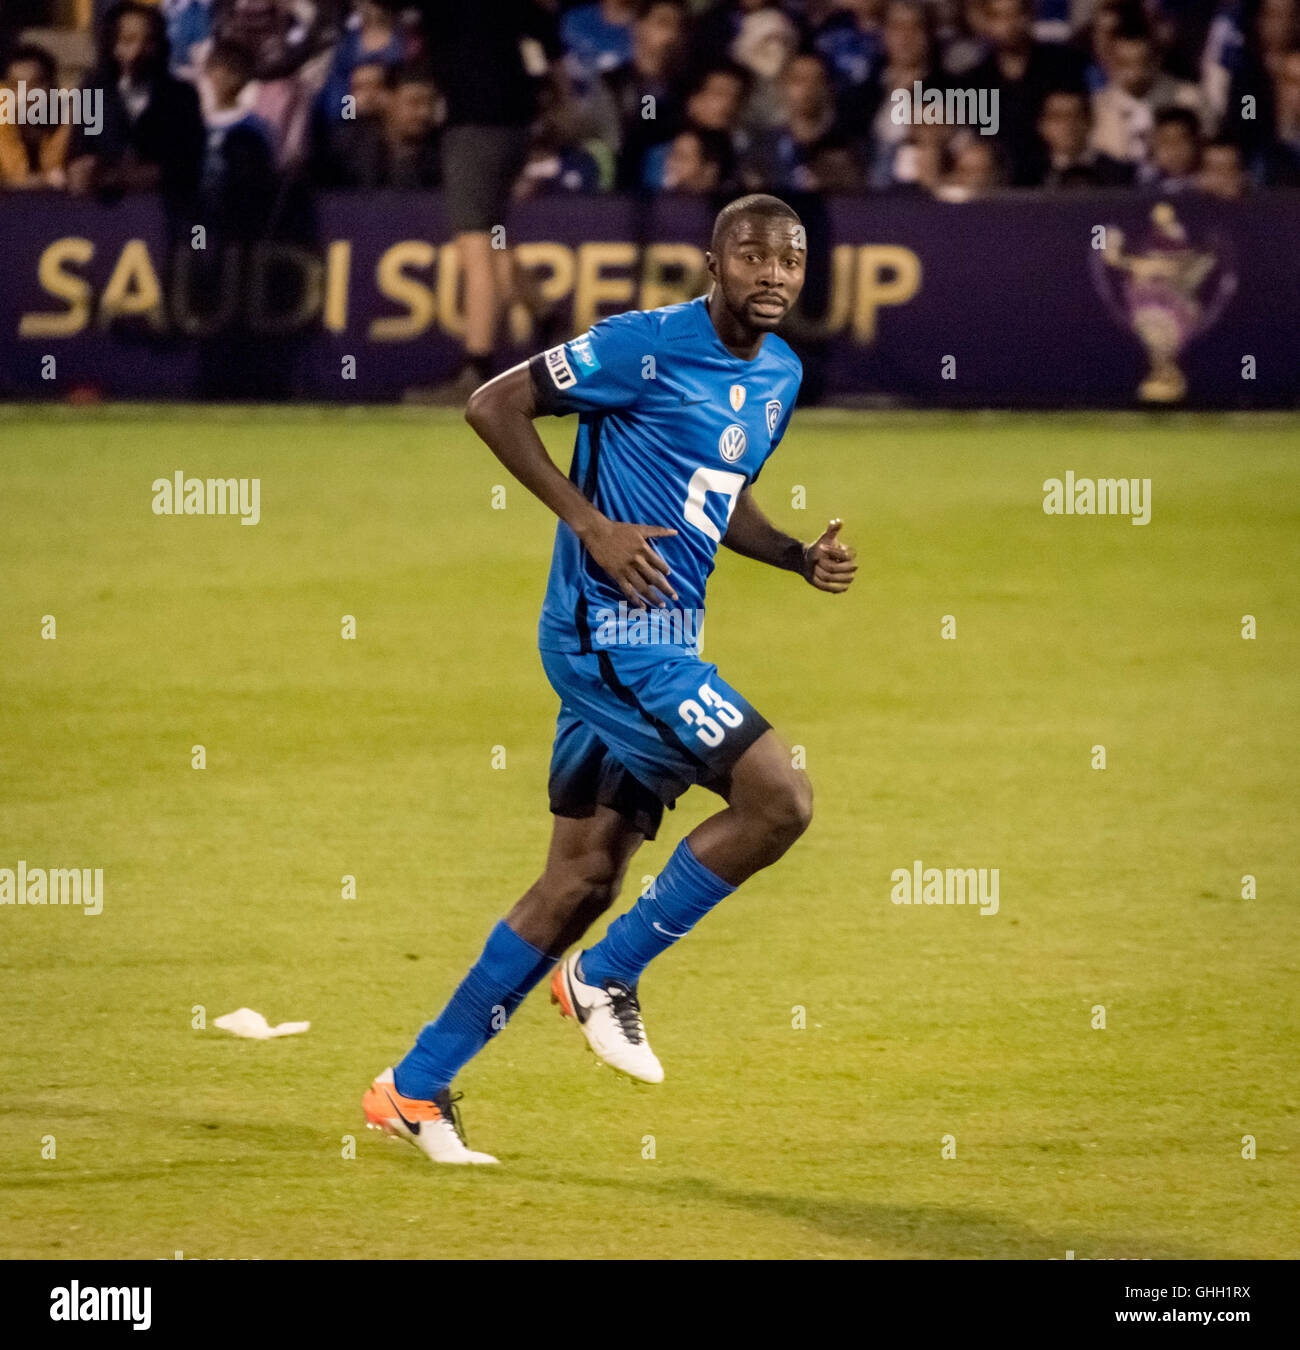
[519,1170,1207,1260]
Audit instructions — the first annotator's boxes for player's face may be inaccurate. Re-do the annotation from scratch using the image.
[709,220,806,333]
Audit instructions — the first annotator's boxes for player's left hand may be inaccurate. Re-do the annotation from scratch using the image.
[801,519,857,593]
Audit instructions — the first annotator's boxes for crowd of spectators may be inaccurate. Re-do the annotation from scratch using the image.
[0,0,1297,205]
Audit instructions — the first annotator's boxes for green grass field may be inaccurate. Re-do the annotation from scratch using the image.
[1,407,1297,1260]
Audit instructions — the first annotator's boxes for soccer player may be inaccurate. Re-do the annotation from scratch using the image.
[363,193,857,1164]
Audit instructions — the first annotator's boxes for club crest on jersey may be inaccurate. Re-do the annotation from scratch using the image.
[766,399,782,436]
[729,384,746,412]
[719,423,747,462]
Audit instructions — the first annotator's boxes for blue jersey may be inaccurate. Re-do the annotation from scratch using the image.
[528,295,802,658]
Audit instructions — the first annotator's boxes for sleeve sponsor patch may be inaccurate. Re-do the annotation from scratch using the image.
[543,344,577,390]
[568,334,600,375]
[542,333,602,393]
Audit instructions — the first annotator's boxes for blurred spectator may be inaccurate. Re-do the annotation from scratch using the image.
[164,0,217,77]
[895,117,952,189]
[311,57,391,184]
[811,1,887,100]
[1080,0,1133,93]
[207,0,328,79]
[346,57,392,120]
[377,64,440,187]
[7,0,1288,219]
[1198,134,1251,192]
[421,0,556,398]
[1215,0,1300,153]
[1090,20,1204,166]
[642,62,748,188]
[941,0,993,76]
[966,0,1088,184]
[743,52,855,189]
[198,38,276,235]
[1258,0,1300,65]
[807,137,868,188]
[730,5,801,132]
[67,1,205,200]
[195,0,335,167]
[562,0,637,92]
[849,0,946,189]
[1034,86,1136,183]
[1031,0,1083,44]
[1158,0,1220,84]
[315,1,406,126]
[693,0,770,69]
[1140,103,1203,185]
[310,61,440,187]
[934,128,1005,196]
[518,84,604,195]
[662,126,728,190]
[1254,42,1300,181]
[585,0,688,189]
[0,44,70,189]
[1201,0,1251,132]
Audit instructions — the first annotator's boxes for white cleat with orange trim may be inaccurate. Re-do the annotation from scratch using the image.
[550,952,664,1084]
[362,1068,498,1165]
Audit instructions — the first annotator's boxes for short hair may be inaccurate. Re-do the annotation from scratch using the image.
[351,59,397,90]
[688,61,751,102]
[207,38,255,85]
[710,193,802,252]
[392,62,436,90]
[1042,87,1088,111]
[1154,106,1200,137]
[6,42,58,86]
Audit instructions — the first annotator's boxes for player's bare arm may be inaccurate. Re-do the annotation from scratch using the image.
[466,364,678,609]
[723,487,858,594]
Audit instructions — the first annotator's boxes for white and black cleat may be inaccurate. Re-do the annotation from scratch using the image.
[550,952,664,1084]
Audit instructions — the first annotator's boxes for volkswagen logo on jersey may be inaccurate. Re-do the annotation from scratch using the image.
[766,399,782,436]
[730,384,746,412]
[719,424,747,462]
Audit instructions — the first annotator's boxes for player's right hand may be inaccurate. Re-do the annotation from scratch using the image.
[585,520,679,609]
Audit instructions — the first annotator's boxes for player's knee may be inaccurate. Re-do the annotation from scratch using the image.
[547,852,623,916]
[753,769,813,846]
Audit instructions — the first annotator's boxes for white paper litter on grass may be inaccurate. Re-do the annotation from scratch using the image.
[214,1008,310,1039]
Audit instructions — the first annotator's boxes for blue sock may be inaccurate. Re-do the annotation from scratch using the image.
[579,838,736,988]
[394,920,554,1099]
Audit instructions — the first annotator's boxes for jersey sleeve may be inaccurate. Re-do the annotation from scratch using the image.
[529,311,655,416]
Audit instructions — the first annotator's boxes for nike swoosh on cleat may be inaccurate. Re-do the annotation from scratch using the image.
[565,964,590,1024]
[381,1085,422,1136]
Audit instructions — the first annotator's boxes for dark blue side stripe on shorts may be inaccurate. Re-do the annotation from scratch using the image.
[595,650,709,771]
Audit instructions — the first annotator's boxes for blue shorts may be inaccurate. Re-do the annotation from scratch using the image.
[541,646,772,840]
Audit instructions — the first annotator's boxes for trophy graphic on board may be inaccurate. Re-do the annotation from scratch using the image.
[1091,203,1236,404]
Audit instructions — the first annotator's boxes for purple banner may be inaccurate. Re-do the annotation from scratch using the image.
[1,190,1296,406]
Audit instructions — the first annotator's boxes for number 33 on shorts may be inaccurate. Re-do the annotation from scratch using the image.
[678,684,745,747]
